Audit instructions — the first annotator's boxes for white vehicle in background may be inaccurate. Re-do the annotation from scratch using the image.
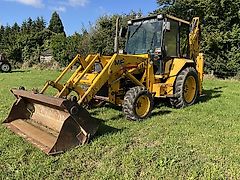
[0,53,11,73]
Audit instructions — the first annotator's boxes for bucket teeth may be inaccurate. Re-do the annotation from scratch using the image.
[3,89,100,155]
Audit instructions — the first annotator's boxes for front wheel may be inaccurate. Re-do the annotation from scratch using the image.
[1,62,11,73]
[170,67,199,108]
[122,86,154,121]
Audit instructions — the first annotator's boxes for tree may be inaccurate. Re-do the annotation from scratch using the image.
[50,34,68,66]
[48,12,66,35]
[0,16,55,66]
[34,17,46,32]
[0,25,4,43]
[27,18,33,31]
[12,23,20,33]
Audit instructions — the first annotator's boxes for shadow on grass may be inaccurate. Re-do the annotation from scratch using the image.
[90,104,124,121]
[90,87,223,123]
[153,87,224,107]
[11,70,30,73]
[154,98,172,108]
[92,102,172,121]
[152,109,172,117]
[199,87,224,103]
[108,114,125,121]
[89,108,103,116]
[93,122,124,138]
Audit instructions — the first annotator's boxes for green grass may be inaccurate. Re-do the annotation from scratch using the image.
[1,70,240,179]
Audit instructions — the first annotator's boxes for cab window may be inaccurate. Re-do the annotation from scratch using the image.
[164,20,179,57]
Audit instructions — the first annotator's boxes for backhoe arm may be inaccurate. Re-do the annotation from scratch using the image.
[189,17,200,61]
[189,17,204,95]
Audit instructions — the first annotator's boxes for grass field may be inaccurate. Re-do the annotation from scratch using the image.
[1,70,240,179]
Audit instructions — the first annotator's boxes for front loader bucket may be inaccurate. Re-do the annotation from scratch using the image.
[3,89,100,155]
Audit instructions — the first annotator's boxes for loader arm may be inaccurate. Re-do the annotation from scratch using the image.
[40,54,95,96]
[78,54,148,105]
[41,53,148,105]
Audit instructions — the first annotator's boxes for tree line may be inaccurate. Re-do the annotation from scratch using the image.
[0,11,139,67]
[0,0,239,76]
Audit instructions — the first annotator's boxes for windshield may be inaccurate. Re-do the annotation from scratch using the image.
[126,19,163,54]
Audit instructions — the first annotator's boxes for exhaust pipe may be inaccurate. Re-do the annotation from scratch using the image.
[114,17,120,53]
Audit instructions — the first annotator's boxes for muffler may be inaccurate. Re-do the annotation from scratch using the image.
[3,89,100,155]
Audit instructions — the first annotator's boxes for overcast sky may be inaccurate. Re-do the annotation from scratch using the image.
[0,0,158,35]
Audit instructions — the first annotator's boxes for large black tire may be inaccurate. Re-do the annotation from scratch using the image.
[122,86,154,121]
[1,62,11,73]
[170,67,199,108]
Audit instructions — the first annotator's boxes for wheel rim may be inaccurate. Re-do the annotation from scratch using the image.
[184,75,197,103]
[135,95,151,118]
[2,64,10,72]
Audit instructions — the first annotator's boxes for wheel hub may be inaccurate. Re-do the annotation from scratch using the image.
[135,95,151,118]
[2,64,10,72]
[184,76,197,103]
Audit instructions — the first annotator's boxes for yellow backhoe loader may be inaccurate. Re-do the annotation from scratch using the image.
[3,14,204,155]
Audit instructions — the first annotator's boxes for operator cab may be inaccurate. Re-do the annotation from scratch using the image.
[125,14,190,75]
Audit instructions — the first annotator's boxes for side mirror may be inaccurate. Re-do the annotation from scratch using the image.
[165,22,171,31]
[119,27,127,38]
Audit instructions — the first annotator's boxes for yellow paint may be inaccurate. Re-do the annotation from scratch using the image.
[164,59,173,75]
[184,75,197,103]
[125,71,144,87]
[80,73,99,84]
[108,73,120,104]
[165,58,194,95]
[196,53,204,95]
[152,83,161,97]
[135,95,151,118]
[189,17,200,60]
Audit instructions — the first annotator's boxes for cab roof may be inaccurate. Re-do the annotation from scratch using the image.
[131,14,190,25]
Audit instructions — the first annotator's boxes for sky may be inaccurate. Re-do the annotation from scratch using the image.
[0,0,158,35]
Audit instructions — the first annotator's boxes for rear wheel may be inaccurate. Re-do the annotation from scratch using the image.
[170,67,198,108]
[1,62,11,73]
[123,86,154,121]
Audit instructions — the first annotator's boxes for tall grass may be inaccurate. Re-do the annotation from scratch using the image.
[0,70,240,179]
